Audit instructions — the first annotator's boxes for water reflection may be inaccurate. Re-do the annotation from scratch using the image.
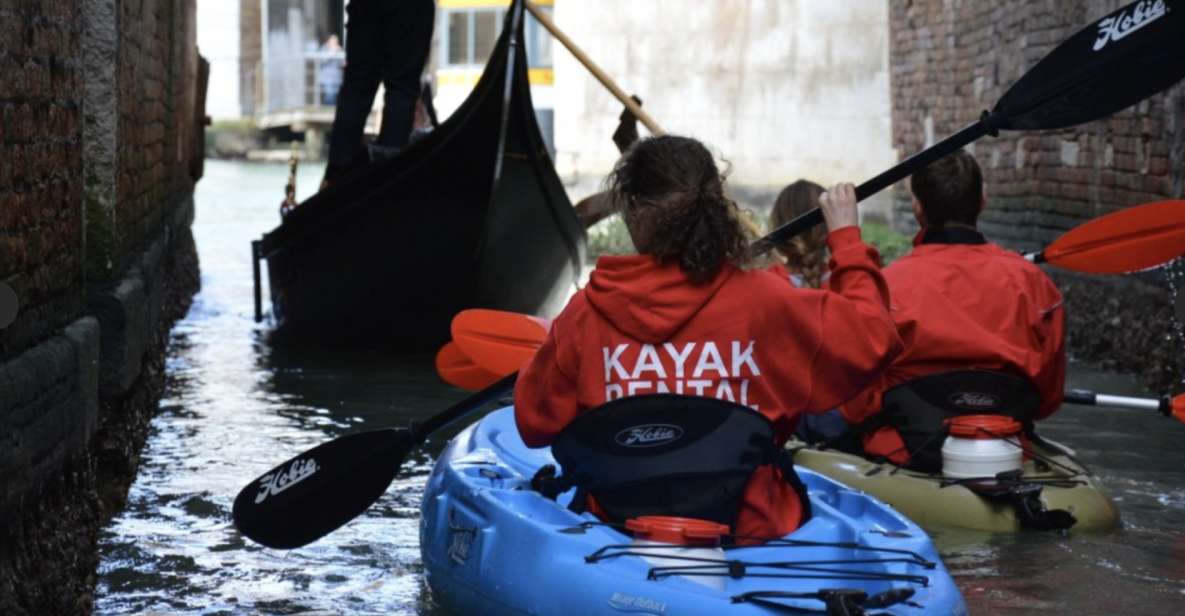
[95,160,1185,615]
[95,160,463,614]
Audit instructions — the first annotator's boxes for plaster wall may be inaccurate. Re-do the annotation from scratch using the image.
[551,0,895,204]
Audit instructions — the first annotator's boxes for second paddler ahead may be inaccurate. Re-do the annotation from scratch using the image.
[838,151,1066,471]
[513,135,904,540]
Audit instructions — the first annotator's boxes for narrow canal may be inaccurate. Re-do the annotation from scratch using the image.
[95,160,1185,614]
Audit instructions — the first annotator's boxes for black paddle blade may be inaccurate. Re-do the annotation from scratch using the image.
[995,0,1185,131]
[232,428,416,549]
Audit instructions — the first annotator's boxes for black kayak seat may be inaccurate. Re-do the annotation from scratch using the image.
[877,370,1041,472]
[544,394,809,530]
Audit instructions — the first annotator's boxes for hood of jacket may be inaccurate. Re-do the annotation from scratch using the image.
[584,255,733,343]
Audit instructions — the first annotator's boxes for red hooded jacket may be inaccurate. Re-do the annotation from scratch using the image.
[840,228,1066,464]
[514,227,903,539]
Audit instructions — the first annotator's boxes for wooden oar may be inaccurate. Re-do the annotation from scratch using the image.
[1025,200,1185,274]
[233,0,1185,550]
[523,1,659,135]
[523,2,766,237]
[435,342,502,392]
[1063,389,1185,424]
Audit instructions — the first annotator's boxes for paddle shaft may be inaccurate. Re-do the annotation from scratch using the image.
[1063,389,1170,414]
[753,120,990,255]
[418,373,518,436]
[524,1,662,135]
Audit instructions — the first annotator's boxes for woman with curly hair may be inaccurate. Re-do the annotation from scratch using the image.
[514,135,902,539]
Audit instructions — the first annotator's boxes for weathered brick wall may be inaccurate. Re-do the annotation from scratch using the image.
[888,0,1185,390]
[105,0,198,279]
[0,0,85,358]
[1,0,200,354]
[1,1,202,612]
[888,0,1185,247]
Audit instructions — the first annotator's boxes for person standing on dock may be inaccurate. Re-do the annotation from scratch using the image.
[322,0,436,188]
[839,150,1066,471]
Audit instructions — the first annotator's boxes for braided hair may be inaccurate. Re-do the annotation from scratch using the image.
[769,180,828,288]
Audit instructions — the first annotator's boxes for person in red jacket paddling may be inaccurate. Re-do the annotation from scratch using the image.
[514,135,904,540]
[840,150,1066,471]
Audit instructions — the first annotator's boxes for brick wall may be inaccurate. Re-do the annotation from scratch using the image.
[888,0,1185,390]
[108,0,198,279]
[0,0,85,358]
[1,0,200,357]
[888,0,1185,246]
[1,1,202,611]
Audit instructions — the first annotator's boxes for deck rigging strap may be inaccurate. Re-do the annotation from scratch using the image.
[731,588,919,615]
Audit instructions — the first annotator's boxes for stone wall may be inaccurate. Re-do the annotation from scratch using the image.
[0,0,203,613]
[888,0,1185,390]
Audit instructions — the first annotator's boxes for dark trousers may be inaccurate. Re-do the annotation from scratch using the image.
[327,0,436,171]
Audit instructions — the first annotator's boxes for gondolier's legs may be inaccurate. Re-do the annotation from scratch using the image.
[376,0,435,151]
[325,0,435,184]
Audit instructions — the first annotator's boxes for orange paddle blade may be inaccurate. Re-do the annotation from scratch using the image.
[1043,200,1185,273]
[435,342,503,391]
[451,309,549,376]
[1172,394,1185,425]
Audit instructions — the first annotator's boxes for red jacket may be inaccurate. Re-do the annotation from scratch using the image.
[840,228,1066,464]
[514,227,903,539]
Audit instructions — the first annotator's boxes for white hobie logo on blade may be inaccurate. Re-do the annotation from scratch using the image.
[255,457,319,504]
[1093,0,1168,51]
[615,424,684,448]
[948,392,1002,410]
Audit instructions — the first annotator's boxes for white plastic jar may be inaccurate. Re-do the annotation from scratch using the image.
[941,415,1024,479]
[625,516,729,590]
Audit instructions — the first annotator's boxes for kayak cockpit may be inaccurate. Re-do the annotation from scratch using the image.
[420,407,968,615]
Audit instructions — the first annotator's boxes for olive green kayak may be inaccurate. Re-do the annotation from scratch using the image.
[790,438,1119,533]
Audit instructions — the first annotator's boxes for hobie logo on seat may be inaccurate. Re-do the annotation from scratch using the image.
[615,424,684,448]
[1093,0,1168,51]
[948,392,1002,410]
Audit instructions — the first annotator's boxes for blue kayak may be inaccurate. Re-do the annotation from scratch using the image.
[421,407,967,615]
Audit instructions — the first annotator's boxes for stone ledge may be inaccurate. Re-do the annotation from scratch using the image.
[88,195,194,397]
[0,316,99,519]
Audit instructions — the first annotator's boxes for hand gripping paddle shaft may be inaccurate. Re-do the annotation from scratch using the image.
[753,0,1185,256]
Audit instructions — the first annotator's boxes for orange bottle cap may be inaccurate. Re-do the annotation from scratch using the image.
[947,414,1022,439]
[624,516,729,546]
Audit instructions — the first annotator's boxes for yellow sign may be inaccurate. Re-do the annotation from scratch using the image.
[438,0,552,8]
[437,67,554,88]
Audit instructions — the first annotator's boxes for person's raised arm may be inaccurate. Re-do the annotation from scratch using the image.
[805,183,903,411]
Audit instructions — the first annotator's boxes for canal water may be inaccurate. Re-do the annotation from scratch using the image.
[95,160,1185,614]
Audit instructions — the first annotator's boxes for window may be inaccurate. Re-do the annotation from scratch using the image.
[447,12,469,65]
[441,8,505,67]
[525,7,553,68]
[440,5,551,68]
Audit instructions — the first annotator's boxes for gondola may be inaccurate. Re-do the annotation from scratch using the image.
[253,0,585,350]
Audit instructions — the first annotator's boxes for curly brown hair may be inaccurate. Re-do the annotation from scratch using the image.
[769,180,828,288]
[608,136,750,284]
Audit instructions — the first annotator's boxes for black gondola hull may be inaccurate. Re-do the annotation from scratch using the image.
[260,2,585,350]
